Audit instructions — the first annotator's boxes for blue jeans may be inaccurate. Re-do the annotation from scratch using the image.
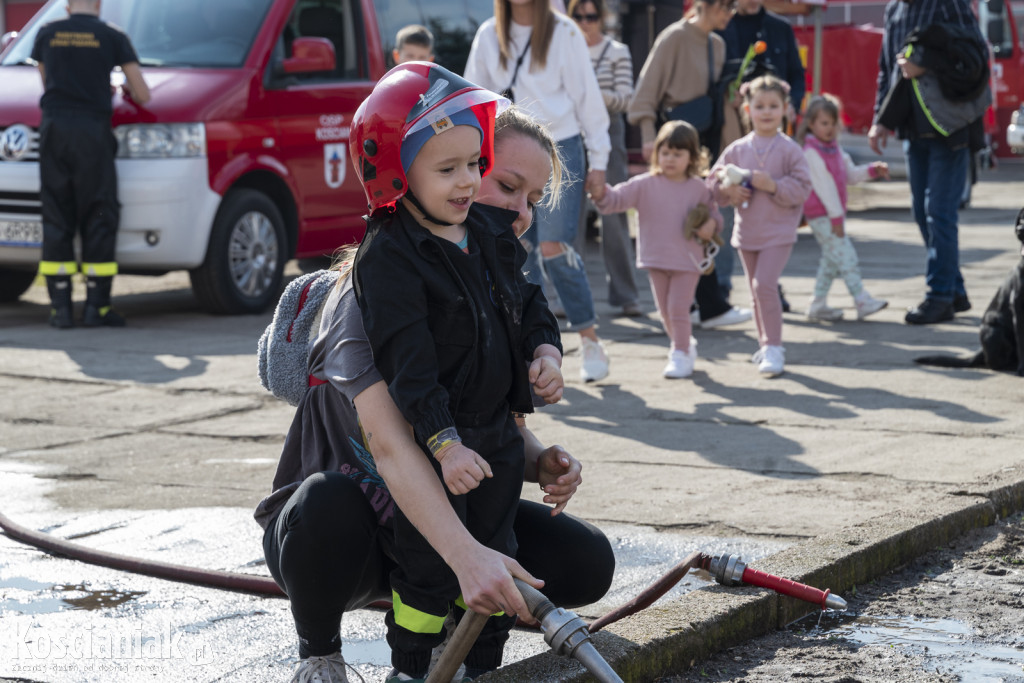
[714,205,736,294]
[903,138,968,302]
[522,134,597,330]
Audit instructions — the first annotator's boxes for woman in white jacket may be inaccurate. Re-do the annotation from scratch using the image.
[466,0,613,383]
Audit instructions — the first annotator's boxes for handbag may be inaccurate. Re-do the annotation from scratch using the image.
[664,38,716,133]
[500,40,531,104]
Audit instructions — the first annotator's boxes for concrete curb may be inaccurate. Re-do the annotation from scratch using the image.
[484,463,1024,682]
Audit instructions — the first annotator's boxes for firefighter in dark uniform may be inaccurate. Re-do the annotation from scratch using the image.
[31,0,149,328]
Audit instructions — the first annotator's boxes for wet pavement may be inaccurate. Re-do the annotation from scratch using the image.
[0,462,787,682]
[2,162,1024,681]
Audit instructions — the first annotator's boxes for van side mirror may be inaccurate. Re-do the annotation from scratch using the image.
[282,37,336,75]
[1,31,18,53]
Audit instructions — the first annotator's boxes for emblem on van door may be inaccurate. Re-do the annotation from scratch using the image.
[324,144,346,189]
[1,124,32,162]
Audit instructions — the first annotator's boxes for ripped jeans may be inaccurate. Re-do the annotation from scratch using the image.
[521,134,598,330]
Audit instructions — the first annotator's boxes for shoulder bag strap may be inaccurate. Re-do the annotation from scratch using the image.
[507,38,532,91]
[595,38,612,68]
[706,37,715,92]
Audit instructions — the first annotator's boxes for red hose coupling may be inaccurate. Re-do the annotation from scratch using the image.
[708,554,848,611]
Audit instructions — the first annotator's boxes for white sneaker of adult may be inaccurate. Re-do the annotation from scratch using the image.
[855,294,889,320]
[757,345,785,377]
[807,298,844,321]
[701,306,752,329]
[291,652,362,683]
[663,349,694,379]
[580,337,609,382]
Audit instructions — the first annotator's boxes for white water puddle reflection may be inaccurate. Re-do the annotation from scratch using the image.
[830,615,1024,680]
[1,465,790,682]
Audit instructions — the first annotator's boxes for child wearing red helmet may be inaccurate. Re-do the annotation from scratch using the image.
[349,62,564,681]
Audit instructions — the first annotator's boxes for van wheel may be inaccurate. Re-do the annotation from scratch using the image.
[0,268,36,303]
[190,189,286,314]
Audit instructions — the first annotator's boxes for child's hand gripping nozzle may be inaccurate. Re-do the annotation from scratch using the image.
[717,164,753,209]
[683,203,724,275]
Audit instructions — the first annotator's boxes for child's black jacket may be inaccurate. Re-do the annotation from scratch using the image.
[353,202,561,445]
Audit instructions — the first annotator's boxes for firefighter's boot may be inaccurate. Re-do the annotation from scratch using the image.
[46,275,74,329]
[83,276,126,327]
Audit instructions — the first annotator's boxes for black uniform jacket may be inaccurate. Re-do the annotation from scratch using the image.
[353,202,562,445]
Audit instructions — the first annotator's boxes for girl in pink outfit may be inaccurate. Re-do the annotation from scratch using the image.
[709,75,811,378]
[591,121,722,379]
[798,94,890,322]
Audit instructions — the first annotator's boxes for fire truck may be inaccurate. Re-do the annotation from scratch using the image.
[776,0,1023,160]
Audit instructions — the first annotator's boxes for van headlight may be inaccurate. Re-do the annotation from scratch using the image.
[114,123,206,158]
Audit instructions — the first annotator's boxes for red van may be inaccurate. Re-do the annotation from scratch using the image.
[0,0,491,313]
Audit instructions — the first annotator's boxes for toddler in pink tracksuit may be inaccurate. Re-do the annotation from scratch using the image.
[592,120,722,379]
[709,75,811,378]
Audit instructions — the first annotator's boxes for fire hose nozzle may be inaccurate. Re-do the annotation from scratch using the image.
[708,554,848,612]
[824,593,848,611]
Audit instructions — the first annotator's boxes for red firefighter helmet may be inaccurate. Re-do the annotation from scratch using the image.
[349,61,509,214]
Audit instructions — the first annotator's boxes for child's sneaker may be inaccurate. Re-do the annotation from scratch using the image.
[806,297,843,321]
[663,350,694,379]
[290,652,359,683]
[757,345,785,377]
[855,293,888,320]
[580,337,609,382]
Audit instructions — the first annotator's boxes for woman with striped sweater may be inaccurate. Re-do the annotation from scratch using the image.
[568,0,641,319]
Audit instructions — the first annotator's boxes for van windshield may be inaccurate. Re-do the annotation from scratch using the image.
[2,0,274,68]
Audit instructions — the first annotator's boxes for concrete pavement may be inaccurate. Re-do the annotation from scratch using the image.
[1,161,1023,681]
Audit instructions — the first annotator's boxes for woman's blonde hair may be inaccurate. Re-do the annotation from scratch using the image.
[494,0,555,70]
[650,120,709,178]
[329,245,359,289]
[493,105,564,207]
[795,93,841,145]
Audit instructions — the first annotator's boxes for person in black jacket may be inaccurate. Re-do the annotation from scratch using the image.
[349,63,563,682]
[31,0,149,328]
[869,0,985,325]
[721,0,805,120]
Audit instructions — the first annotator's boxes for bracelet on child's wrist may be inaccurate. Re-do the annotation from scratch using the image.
[427,427,461,457]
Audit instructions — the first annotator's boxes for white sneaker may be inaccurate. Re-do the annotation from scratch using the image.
[663,348,695,379]
[751,347,765,364]
[291,652,359,683]
[580,337,609,382]
[855,294,888,320]
[807,298,844,321]
[757,345,785,377]
[701,306,752,329]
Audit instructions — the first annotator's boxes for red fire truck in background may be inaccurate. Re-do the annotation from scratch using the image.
[769,0,1023,160]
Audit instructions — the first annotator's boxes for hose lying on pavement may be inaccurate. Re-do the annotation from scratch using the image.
[0,508,842,636]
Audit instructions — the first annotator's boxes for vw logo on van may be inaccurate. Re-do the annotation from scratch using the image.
[1,124,32,161]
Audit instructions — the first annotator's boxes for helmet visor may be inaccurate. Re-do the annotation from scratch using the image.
[405,89,511,141]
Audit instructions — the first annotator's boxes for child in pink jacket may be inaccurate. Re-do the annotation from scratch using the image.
[798,94,890,322]
[709,75,811,378]
[592,120,722,379]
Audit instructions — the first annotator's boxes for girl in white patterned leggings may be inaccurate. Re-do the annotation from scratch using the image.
[799,95,890,321]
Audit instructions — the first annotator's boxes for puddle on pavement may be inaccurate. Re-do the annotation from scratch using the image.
[1,578,146,614]
[802,614,1024,680]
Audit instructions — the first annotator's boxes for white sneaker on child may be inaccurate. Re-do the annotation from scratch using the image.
[757,345,785,377]
[291,652,360,683]
[807,297,844,321]
[855,293,888,320]
[580,337,610,382]
[663,338,697,379]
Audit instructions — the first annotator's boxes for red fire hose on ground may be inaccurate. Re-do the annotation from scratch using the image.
[0,507,846,679]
